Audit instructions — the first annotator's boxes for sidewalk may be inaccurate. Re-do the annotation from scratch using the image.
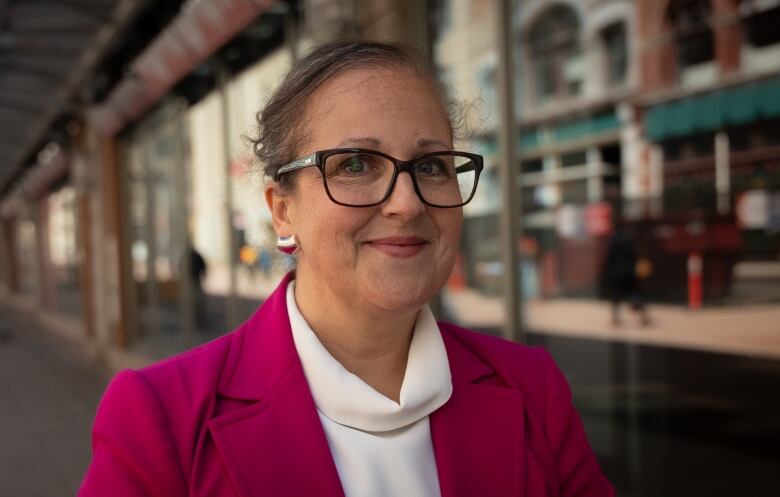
[447,290,780,360]
[0,302,109,496]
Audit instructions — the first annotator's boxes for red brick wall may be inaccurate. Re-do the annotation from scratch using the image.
[637,0,744,93]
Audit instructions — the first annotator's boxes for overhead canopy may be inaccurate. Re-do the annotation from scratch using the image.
[645,76,780,141]
[0,0,140,192]
[89,0,274,136]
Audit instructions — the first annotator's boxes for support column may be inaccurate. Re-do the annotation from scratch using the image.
[713,0,742,75]
[218,64,239,330]
[715,132,731,214]
[0,219,18,293]
[99,133,134,349]
[35,198,56,309]
[587,147,604,203]
[72,120,97,338]
[496,0,523,343]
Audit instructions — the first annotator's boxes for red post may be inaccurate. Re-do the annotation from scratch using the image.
[688,252,703,310]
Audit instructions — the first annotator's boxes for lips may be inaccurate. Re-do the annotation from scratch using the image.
[364,236,429,258]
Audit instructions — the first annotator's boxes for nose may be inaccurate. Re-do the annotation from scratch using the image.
[380,171,425,220]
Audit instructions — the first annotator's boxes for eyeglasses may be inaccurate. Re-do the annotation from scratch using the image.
[274,148,483,208]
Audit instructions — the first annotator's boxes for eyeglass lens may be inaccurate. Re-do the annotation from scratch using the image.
[322,152,478,207]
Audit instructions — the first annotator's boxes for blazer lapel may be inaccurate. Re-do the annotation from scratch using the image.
[431,327,525,497]
[208,273,345,497]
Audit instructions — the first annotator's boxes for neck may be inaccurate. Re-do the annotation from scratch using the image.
[293,270,418,402]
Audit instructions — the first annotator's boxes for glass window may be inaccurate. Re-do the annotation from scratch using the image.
[528,5,583,103]
[668,0,714,68]
[742,1,780,47]
[521,158,543,173]
[47,186,82,319]
[601,22,628,85]
[561,150,588,168]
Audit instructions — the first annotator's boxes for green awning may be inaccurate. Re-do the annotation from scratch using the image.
[646,76,780,141]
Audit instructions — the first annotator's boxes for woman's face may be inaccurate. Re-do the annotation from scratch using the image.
[267,66,463,315]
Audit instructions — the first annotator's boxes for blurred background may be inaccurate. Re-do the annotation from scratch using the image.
[0,0,778,495]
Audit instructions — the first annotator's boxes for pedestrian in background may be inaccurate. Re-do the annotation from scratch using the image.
[79,41,612,497]
[602,229,651,327]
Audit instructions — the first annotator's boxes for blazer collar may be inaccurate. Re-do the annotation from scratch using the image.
[210,272,345,497]
[431,325,525,497]
[217,271,299,402]
[211,274,523,497]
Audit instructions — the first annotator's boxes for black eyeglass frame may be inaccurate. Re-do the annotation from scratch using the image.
[274,148,484,208]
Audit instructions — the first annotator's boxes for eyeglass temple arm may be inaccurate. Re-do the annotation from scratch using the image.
[454,160,480,174]
[275,152,318,180]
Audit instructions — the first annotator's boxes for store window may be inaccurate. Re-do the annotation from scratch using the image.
[741,0,780,47]
[561,150,587,168]
[528,5,583,103]
[47,186,82,318]
[601,22,628,85]
[522,158,543,173]
[15,219,39,299]
[668,0,714,69]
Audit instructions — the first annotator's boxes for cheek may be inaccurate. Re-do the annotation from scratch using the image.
[435,210,464,249]
[295,200,371,262]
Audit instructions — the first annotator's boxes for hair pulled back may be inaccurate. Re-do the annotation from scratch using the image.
[251,41,454,188]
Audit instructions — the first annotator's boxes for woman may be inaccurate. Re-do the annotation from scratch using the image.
[79,42,613,497]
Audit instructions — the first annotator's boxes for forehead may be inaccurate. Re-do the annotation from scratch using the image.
[302,67,452,151]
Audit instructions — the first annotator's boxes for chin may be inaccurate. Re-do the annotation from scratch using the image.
[361,272,441,313]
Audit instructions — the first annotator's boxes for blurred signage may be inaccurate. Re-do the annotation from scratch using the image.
[736,190,770,229]
[556,204,586,239]
[585,202,612,237]
[557,203,610,239]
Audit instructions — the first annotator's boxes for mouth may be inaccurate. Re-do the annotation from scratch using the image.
[364,236,430,258]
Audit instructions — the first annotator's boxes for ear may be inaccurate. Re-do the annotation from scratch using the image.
[264,182,295,237]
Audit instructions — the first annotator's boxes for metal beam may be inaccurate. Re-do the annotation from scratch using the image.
[0,0,8,26]
[2,59,65,85]
[0,84,56,95]
[12,24,95,35]
[0,98,48,115]
[57,0,115,24]
[19,0,110,25]
[5,41,87,58]
[496,0,523,343]
[0,132,30,148]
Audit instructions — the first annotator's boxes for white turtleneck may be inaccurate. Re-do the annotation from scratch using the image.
[286,281,452,497]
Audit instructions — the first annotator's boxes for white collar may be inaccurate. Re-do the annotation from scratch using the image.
[287,280,452,432]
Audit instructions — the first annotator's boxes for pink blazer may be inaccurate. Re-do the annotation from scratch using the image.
[79,273,613,497]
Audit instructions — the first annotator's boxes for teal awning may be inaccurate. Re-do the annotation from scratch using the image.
[645,76,780,141]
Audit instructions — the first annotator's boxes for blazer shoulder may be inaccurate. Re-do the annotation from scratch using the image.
[136,325,241,393]
[438,321,548,371]
[438,321,558,403]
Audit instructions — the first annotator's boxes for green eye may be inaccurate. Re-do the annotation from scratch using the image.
[344,157,366,173]
[416,158,447,176]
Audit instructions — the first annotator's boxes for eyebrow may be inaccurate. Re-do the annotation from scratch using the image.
[335,137,451,149]
[416,138,450,149]
[336,137,382,148]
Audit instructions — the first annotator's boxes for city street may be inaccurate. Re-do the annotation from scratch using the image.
[0,304,108,497]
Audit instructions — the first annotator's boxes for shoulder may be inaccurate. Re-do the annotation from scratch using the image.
[438,321,553,376]
[98,326,242,430]
[136,327,239,391]
[90,327,245,481]
[437,321,567,409]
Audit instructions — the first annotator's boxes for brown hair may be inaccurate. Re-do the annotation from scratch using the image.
[250,41,458,189]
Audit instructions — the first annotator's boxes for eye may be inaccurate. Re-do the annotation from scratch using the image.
[342,156,368,174]
[415,157,450,176]
[334,154,382,176]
